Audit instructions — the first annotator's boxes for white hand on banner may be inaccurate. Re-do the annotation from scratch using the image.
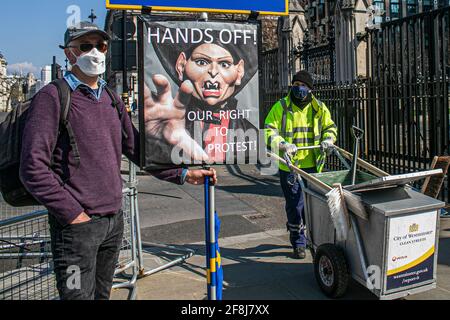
[144,74,210,162]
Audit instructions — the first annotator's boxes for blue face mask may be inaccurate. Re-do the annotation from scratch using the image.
[291,85,310,100]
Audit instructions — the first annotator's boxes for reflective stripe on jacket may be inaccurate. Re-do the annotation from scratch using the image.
[264,94,337,172]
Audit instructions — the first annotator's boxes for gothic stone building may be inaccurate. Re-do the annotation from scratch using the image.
[277,0,450,85]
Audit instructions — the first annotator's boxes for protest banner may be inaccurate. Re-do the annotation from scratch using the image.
[139,19,260,168]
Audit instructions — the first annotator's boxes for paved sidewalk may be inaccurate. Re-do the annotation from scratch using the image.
[111,219,450,300]
[113,161,450,300]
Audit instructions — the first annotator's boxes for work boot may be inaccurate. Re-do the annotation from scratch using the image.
[292,247,306,259]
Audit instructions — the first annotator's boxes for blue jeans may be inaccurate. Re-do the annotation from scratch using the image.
[279,168,316,249]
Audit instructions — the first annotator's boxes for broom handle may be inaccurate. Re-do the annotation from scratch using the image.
[296,145,322,151]
[267,152,332,193]
[335,147,389,177]
[420,156,438,193]
[297,146,353,170]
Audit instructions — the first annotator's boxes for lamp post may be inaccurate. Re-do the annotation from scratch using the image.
[122,10,129,111]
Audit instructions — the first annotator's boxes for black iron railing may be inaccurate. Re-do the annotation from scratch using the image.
[260,6,450,201]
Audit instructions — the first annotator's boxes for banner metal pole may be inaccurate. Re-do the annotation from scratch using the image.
[204,175,211,300]
[209,178,217,300]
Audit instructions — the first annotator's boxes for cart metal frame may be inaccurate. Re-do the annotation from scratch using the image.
[268,146,444,299]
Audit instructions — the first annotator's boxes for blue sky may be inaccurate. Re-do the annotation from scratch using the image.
[0,1,108,79]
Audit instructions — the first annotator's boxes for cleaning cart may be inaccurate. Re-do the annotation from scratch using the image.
[269,127,445,300]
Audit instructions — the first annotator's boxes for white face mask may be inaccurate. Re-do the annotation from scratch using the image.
[71,48,106,77]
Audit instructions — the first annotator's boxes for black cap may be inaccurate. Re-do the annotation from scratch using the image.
[292,70,314,89]
[60,21,110,48]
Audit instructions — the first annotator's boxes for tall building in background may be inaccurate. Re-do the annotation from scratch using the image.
[24,73,37,100]
[41,65,51,85]
[0,52,12,112]
[0,53,6,77]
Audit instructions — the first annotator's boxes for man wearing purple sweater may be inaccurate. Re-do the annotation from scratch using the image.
[19,22,216,300]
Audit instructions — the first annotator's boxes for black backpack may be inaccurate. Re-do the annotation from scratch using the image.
[0,79,123,207]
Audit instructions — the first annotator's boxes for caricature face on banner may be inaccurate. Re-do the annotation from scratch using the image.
[141,19,259,169]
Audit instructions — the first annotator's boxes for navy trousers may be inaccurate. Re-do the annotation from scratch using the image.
[279,168,316,249]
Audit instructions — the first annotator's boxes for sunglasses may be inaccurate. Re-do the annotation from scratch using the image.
[67,42,108,53]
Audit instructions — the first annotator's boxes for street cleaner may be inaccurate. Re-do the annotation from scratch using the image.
[264,70,337,259]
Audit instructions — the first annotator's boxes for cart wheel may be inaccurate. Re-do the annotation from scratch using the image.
[313,244,349,299]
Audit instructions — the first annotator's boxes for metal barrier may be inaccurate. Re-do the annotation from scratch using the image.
[0,210,57,300]
[0,195,44,222]
[111,184,138,300]
[114,159,195,295]
[129,161,195,280]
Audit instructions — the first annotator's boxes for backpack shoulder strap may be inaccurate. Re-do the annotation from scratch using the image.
[52,79,71,125]
[51,79,81,168]
[104,86,122,117]
[104,86,129,140]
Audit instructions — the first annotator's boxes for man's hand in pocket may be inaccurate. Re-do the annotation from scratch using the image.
[70,212,91,225]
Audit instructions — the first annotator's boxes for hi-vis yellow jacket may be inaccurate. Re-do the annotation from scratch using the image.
[264,94,337,173]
